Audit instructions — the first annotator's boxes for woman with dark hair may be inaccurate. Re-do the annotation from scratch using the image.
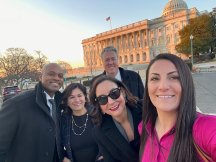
[139,53,216,162]
[89,75,142,162]
[61,83,100,162]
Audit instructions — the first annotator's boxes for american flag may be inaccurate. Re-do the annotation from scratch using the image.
[106,16,111,21]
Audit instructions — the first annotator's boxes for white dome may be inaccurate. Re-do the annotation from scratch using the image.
[162,0,188,16]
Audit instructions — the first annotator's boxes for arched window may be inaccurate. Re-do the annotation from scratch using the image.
[136,53,140,62]
[119,56,122,64]
[130,54,133,62]
[124,55,128,63]
[143,52,146,61]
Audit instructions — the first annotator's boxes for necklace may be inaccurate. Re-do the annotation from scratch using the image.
[71,113,88,136]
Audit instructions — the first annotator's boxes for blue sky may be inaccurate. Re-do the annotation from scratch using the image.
[0,0,215,67]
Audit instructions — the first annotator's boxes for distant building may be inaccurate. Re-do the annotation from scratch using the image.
[82,0,201,72]
[212,7,216,18]
[213,7,216,13]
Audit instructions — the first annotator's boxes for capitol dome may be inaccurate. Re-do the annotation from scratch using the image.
[162,0,188,16]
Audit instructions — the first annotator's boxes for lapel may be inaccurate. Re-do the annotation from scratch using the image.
[54,92,63,124]
[64,115,73,160]
[101,115,137,160]
[65,115,72,146]
[35,83,63,123]
[119,67,130,89]
[35,84,51,117]
[129,103,142,139]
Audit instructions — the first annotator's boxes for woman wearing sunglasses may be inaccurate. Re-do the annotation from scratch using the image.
[89,75,142,162]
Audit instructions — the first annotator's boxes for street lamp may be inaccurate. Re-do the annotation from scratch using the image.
[190,34,194,69]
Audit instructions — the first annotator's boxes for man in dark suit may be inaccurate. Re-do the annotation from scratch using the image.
[0,63,64,162]
[91,46,144,100]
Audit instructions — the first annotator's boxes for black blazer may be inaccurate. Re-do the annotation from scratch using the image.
[92,104,142,162]
[91,67,145,100]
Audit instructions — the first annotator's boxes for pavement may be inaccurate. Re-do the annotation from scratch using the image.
[192,59,216,115]
[193,73,216,115]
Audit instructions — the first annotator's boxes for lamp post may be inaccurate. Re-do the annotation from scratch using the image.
[190,34,194,69]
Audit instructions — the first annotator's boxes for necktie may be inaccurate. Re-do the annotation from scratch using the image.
[48,99,60,161]
[49,99,57,123]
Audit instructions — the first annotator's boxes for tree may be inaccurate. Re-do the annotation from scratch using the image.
[57,61,73,88]
[57,61,73,75]
[209,10,216,52]
[0,48,48,90]
[176,14,216,57]
[33,50,48,72]
[29,50,48,81]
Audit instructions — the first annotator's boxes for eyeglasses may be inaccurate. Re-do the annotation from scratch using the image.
[95,87,121,105]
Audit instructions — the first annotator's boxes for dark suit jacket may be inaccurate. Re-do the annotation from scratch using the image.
[61,114,73,161]
[92,104,142,162]
[91,67,144,100]
[0,82,63,162]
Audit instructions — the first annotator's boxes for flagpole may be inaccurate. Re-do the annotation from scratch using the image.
[106,16,112,30]
[109,19,112,30]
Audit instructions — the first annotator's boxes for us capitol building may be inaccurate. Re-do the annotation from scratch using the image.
[81,0,204,71]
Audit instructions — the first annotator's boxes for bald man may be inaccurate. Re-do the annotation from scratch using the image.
[0,63,64,162]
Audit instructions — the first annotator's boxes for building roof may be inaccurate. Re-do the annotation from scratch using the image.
[162,0,188,16]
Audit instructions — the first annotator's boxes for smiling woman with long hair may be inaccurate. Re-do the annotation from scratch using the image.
[89,75,142,162]
[61,83,100,162]
[139,53,216,162]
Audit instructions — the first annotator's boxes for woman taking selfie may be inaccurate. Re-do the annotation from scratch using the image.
[139,53,216,162]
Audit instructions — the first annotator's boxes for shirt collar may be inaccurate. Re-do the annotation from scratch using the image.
[146,120,176,137]
[43,91,55,101]
[115,69,122,81]
[105,68,122,81]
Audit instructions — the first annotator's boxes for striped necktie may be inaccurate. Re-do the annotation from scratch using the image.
[49,99,57,123]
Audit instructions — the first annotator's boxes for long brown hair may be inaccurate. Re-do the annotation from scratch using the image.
[89,75,138,126]
[139,53,199,162]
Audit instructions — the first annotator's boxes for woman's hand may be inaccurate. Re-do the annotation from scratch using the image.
[63,157,71,162]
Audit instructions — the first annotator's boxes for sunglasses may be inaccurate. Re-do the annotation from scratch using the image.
[95,87,121,105]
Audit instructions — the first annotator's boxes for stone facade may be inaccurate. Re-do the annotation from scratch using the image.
[81,0,200,74]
